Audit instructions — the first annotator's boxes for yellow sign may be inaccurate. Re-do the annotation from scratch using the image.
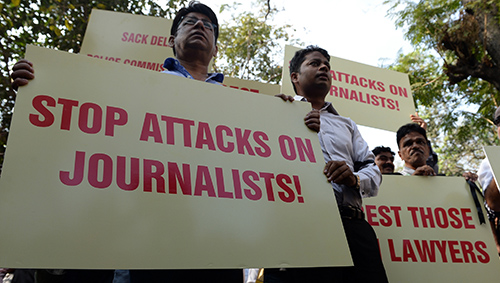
[222,76,280,96]
[282,45,416,132]
[0,45,352,269]
[80,9,172,72]
[364,175,500,282]
[80,9,279,95]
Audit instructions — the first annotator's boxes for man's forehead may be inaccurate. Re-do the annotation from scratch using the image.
[304,51,329,62]
[185,12,212,22]
[376,152,394,158]
[402,131,426,141]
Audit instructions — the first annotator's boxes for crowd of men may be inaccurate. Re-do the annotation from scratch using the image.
[6,1,500,282]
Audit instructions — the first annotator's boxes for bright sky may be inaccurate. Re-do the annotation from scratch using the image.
[201,0,414,169]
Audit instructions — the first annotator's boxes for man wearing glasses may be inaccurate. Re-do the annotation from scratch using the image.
[130,5,244,281]
[11,1,222,88]
[162,1,223,84]
[10,1,243,282]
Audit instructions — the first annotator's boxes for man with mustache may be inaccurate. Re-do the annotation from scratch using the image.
[396,123,436,176]
[372,146,397,174]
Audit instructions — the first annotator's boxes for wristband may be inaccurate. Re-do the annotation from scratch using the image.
[354,174,360,190]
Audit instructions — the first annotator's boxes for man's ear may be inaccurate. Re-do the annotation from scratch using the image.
[291,72,299,84]
[213,45,218,58]
[168,36,175,47]
[398,151,402,159]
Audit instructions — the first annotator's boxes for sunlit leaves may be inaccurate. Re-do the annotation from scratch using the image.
[0,0,188,171]
[385,0,500,175]
[215,0,300,84]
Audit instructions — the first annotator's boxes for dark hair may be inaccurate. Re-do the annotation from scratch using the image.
[396,123,428,149]
[372,146,395,157]
[289,45,330,94]
[494,106,500,126]
[170,1,219,55]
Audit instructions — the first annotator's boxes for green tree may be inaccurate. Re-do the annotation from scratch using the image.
[0,0,187,171]
[214,0,301,84]
[384,0,500,175]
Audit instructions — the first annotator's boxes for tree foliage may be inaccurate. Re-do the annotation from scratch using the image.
[385,0,500,175]
[214,0,301,84]
[0,0,187,170]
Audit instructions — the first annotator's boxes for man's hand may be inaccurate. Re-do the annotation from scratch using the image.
[412,165,436,176]
[274,94,320,132]
[463,171,478,182]
[324,160,357,187]
[410,112,427,130]
[274,94,295,102]
[304,109,320,132]
[11,59,34,91]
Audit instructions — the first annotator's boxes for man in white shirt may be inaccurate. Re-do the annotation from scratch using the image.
[267,46,387,283]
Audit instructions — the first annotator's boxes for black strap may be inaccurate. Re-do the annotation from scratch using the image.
[353,160,374,172]
[467,180,486,224]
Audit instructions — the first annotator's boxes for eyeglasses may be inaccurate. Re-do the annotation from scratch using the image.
[179,16,217,32]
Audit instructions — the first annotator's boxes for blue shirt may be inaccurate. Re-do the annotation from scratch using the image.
[162,58,224,84]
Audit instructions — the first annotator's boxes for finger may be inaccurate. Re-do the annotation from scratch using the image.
[425,169,435,176]
[305,121,320,132]
[331,166,350,183]
[305,111,320,120]
[11,69,35,91]
[324,162,338,178]
[334,168,356,187]
[274,94,294,102]
[326,163,347,182]
[12,61,34,73]
[11,69,35,81]
[304,117,320,125]
[12,78,30,90]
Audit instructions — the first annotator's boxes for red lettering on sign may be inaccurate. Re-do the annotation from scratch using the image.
[122,32,149,44]
[221,84,260,93]
[29,95,56,127]
[194,165,217,197]
[329,85,400,111]
[407,206,476,229]
[364,205,402,227]
[29,95,128,136]
[387,239,490,263]
[139,115,272,158]
[59,151,306,203]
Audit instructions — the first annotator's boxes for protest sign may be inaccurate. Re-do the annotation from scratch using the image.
[0,45,351,269]
[282,45,416,132]
[80,9,172,72]
[364,175,500,281]
[222,76,280,96]
[80,9,279,95]
[483,146,500,187]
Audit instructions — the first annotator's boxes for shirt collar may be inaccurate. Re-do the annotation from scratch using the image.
[163,57,224,83]
[293,95,339,115]
[401,166,415,176]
